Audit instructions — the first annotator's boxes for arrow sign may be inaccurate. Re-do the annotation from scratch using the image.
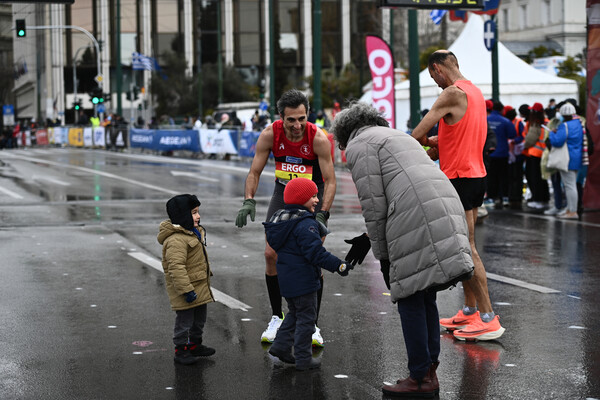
[483,20,497,51]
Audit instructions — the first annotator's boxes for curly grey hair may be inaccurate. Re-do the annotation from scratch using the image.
[330,101,389,150]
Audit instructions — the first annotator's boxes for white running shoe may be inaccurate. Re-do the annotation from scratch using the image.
[261,315,283,343]
[312,325,324,347]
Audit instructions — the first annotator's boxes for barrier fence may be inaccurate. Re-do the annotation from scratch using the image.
[11,126,343,162]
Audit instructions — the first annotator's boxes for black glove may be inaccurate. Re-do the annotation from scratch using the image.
[184,291,198,303]
[380,260,391,290]
[344,233,371,266]
[337,263,353,277]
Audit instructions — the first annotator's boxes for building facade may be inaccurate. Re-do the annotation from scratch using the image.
[498,0,587,58]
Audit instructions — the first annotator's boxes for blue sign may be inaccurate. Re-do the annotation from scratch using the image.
[97,104,106,114]
[483,20,496,51]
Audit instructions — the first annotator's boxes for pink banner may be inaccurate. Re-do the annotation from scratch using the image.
[366,35,396,129]
[585,0,600,209]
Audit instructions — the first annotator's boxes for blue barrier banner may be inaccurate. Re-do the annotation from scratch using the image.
[130,129,155,148]
[156,129,200,152]
[238,130,261,157]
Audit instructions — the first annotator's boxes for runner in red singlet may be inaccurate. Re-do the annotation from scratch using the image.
[411,50,505,342]
[235,89,336,346]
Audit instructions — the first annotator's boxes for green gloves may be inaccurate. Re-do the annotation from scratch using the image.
[315,210,330,227]
[235,199,256,228]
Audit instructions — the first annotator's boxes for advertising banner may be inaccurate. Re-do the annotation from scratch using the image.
[366,35,396,128]
[155,129,199,152]
[83,127,94,147]
[585,0,600,208]
[93,126,106,147]
[35,129,49,145]
[238,130,261,158]
[199,129,238,154]
[68,127,84,147]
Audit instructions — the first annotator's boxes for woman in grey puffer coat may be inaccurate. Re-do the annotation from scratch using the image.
[331,101,474,397]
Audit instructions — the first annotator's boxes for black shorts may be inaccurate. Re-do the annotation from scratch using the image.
[450,177,485,211]
[265,181,324,221]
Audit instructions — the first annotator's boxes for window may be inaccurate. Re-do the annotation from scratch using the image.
[233,0,263,66]
[502,8,509,32]
[519,4,527,30]
[321,0,341,67]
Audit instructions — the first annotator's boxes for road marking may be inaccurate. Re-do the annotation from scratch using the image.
[170,170,220,182]
[32,175,71,186]
[0,185,24,199]
[487,272,561,294]
[127,252,252,311]
[1,153,178,195]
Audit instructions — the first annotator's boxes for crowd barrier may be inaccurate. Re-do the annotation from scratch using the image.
[14,126,340,162]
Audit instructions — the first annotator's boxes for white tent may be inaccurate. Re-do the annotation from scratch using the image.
[361,15,579,131]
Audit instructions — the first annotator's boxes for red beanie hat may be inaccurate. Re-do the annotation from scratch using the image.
[284,178,318,206]
[485,99,493,111]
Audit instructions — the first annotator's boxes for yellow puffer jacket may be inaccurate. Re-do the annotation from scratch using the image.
[157,220,214,311]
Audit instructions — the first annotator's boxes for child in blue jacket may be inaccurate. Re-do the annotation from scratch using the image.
[263,177,351,371]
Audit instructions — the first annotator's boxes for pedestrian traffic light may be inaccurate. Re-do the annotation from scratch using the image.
[73,99,82,110]
[16,19,26,38]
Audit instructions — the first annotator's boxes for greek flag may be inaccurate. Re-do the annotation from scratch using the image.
[429,10,447,25]
[132,52,154,71]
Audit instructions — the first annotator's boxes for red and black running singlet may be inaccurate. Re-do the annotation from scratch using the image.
[271,120,323,185]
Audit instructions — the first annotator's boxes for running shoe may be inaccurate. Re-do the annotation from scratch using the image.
[439,310,480,331]
[453,315,506,341]
[312,325,324,347]
[261,315,283,343]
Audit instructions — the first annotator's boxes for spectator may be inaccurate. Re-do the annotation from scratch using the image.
[523,103,549,209]
[487,101,517,209]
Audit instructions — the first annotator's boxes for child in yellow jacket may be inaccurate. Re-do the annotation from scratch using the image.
[157,194,215,365]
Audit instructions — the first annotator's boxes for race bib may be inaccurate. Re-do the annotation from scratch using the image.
[275,161,313,182]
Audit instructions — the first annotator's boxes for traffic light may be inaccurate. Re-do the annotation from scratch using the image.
[16,19,26,38]
[73,99,82,110]
[89,87,103,105]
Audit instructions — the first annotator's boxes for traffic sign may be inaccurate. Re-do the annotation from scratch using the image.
[94,74,103,84]
[484,20,497,51]
[97,104,105,114]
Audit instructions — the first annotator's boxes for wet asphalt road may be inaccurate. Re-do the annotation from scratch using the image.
[0,147,599,400]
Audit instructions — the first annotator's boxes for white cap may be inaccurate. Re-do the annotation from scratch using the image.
[559,102,576,116]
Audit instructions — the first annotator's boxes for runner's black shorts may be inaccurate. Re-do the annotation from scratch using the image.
[450,177,486,211]
[265,181,324,221]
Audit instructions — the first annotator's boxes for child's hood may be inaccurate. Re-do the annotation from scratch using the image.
[262,208,314,251]
[157,219,193,244]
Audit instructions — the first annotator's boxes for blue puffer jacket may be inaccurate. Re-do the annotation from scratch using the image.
[263,205,343,298]
[549,119,583,171]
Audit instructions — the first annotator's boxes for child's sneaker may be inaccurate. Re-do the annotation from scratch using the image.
[440,310,480,331]
[312,325,324,347]
[453,315,506,341]
[174,345,201,365]
[188,342,216,357]
[261,315,283,343]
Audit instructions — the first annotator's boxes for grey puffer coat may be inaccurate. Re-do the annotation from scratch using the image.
[345,126,474,301]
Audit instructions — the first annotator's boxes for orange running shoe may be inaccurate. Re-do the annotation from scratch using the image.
[453,315,506,341]
[439,310,480,331]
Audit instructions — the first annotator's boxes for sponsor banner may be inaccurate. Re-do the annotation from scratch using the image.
[23,130,31,146]
[199,129,238,154]
[130,129,155,148]
[155,129,199,152]
[366,35,396,128]
[68,127,84,147]
[238,130,261,157]
[35,129,49,145]
[585,0,600,208]
[94,126,106,147]
[49,127,67,145]
[83,127,94,147]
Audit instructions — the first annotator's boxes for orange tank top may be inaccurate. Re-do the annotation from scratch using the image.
[437,80,487,179]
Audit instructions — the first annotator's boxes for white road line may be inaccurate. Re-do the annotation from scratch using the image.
[0,186,24,199]
[487,272,561,294]
[31,175,71,186]
[170,171,220,182]
[1,153,178,195]
[127,252,252,311]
